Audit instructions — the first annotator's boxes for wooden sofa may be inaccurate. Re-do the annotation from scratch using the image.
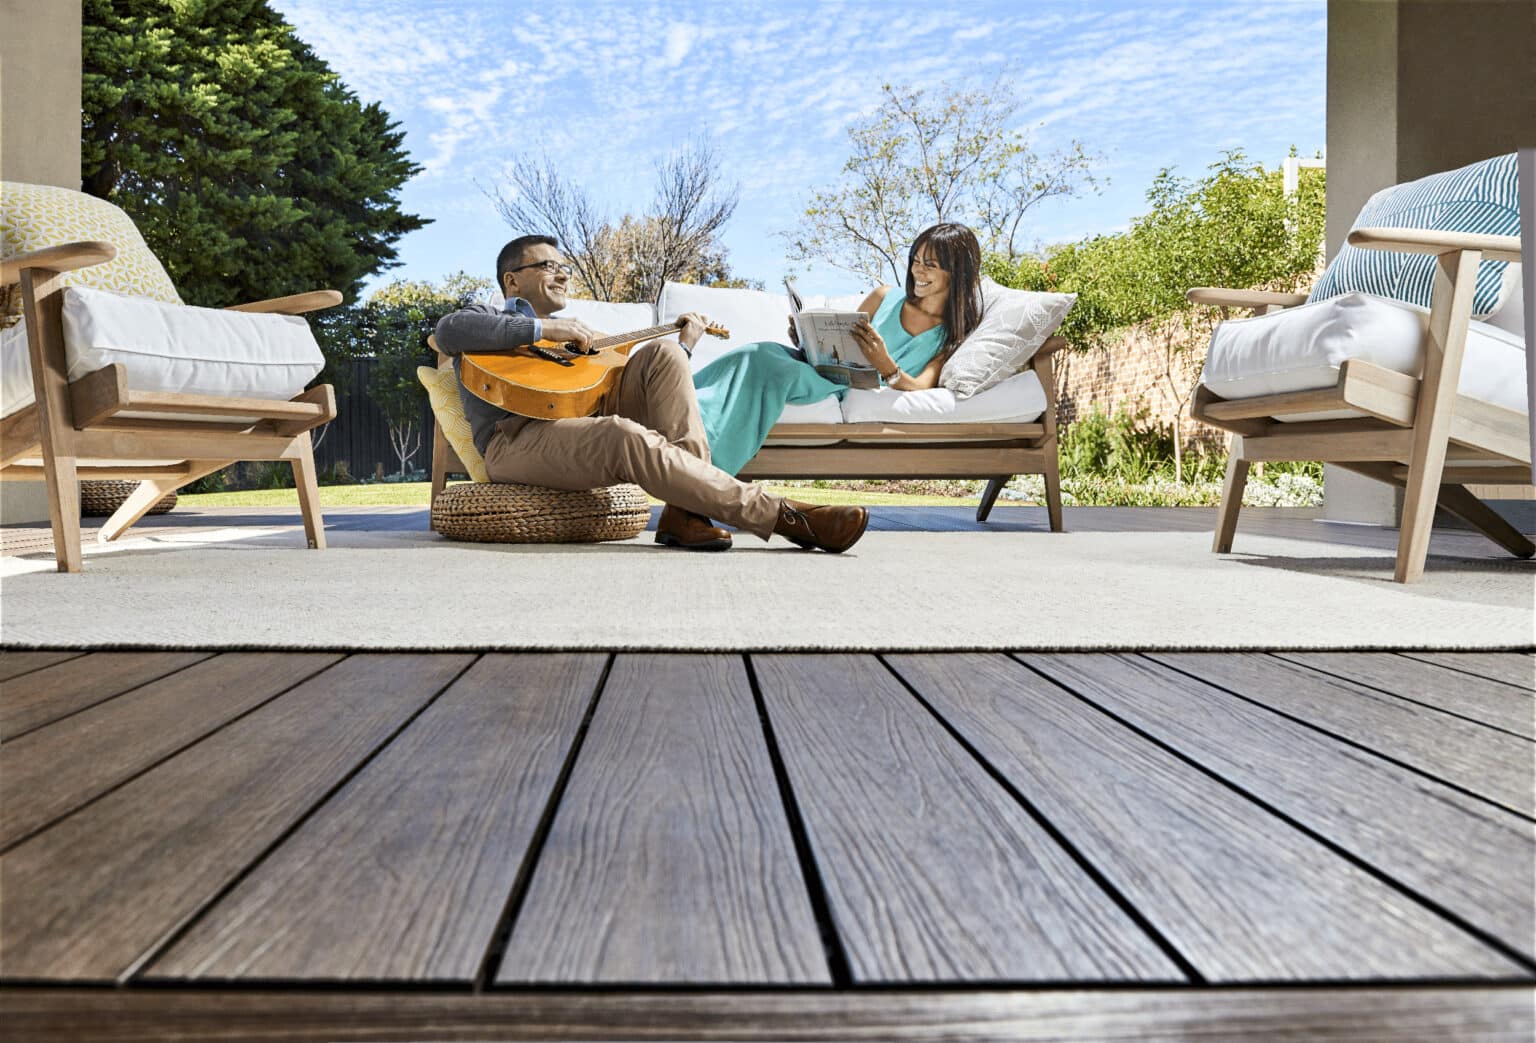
[427,289,1065,529]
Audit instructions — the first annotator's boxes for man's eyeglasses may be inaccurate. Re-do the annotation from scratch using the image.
[509,260,575,276]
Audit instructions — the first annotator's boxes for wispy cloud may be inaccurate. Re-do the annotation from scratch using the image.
[270,0,1325,294]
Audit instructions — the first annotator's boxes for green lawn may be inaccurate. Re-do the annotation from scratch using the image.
[175,482,1016,510]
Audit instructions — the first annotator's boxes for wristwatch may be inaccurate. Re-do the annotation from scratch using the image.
[882,368,902,387]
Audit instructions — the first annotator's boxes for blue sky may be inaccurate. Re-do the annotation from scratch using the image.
[269,0,1326,297]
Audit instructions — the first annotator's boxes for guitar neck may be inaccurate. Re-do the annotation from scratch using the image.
[590,321,683,352]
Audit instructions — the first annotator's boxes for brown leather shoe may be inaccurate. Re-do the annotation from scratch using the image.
[773,500,869,553]
[655,504,732,551]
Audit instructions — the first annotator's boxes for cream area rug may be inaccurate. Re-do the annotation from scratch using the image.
[2,525,1531,650]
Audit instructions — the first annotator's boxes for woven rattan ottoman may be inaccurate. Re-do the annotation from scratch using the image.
[79,479,177,517]
[431,481,651,543]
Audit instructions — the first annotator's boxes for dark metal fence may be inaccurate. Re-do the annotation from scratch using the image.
[312,357,435,481]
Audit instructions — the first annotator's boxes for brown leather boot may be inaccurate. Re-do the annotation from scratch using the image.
[655,504,732,551]
[773,500,869,553]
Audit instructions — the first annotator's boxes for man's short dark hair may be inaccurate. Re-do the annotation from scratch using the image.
[496,235,559,294]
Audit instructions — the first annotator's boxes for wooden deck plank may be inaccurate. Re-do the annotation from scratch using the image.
[0,651,84,683]
[1274,651,1536,739]
[497,654,828,985]
[0,653,472,983]
[1149,653,1535,816]
[1025,653,1536,964]
[4,986,1531,1043]
[752,654,1180,983]
[146,654,602,984]
[1399,652,1536,691]
[0,651,211,740]
[887,653,1520,980]
[0,652,342,851]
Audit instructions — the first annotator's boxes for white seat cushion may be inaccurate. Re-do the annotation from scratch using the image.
[2,288,326,419]
[1200,291,1528,417]
[779,397,845,424]
[842,368,1047,424]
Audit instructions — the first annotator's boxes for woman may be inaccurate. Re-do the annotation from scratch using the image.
[692,222,985,476]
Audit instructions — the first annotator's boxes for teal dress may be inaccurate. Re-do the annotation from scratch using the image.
[694,289,947,475]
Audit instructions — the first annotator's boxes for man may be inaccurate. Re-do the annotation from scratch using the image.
[433,235,869,552]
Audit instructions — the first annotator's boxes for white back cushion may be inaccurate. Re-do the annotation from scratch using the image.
[551,298,655,336]
[658,281,794,369]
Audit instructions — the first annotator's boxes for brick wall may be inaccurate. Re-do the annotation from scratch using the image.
[1053,311,1225,449]
[1052,271,1321,448]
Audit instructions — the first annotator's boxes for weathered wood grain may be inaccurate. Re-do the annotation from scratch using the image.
[752,653,1179,983]
[498,654,828,985]
[1026,653,1536,963]
[1274,651,1535,739]
[0,653,472,982]
[146,654,601,983]
[4,986,1532,1043]
[1399,652,1536,691]
[0,652,342,850]
[0,651,211,740]
[0,651,83,683]
[888,652,1520,980]
[1149,653,1534,815]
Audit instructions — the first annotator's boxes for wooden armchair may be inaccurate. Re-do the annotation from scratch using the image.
[0,241,339,572]
[1190,227,1532,583]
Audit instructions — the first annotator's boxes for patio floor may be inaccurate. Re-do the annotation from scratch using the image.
[2,641,1533,1040]
[2,506,1533,1039]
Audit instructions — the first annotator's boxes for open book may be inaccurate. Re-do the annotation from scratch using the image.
[785,278,881,390]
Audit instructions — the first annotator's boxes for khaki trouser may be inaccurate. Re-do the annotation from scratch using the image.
[482,340,782,539]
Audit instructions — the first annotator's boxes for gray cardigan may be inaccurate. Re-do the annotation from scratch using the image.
[433,301,541,456]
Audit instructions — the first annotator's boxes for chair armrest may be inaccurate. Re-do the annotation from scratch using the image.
[227,290,344,315]
[1032,335,1068,361]
[0,241,117,286]
[1347,227,1521,263]
[1186,287,1310,310]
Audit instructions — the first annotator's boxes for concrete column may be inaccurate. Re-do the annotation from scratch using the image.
[1323,0,1536,527]
[0,0,83,524]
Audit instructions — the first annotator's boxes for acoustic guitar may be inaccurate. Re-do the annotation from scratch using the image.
[460,318,730,419]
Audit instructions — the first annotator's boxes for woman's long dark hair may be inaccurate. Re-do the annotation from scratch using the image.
[904,223,983,352]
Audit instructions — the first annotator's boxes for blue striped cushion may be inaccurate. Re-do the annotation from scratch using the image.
[1310,153,1519,318]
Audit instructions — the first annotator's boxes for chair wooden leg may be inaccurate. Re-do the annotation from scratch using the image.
[1043,457,1064,533]
[98,460,231,543]
[976,476,1008,523]
[42,455,82,573]
[1213,437,1248,554]
[290,434,326,549]
[1434,483,1535,559]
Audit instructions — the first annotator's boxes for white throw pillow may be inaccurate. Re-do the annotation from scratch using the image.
[940,278,1074,399]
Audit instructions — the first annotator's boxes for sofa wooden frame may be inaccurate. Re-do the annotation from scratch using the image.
[429,336,1066,530]
[0,241,340,573]
[1189,226,1533,584]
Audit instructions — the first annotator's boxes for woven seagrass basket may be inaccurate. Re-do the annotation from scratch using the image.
[431,481,650,543]
[79,479,177,517]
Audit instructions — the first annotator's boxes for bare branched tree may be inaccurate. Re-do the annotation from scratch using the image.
[485,139,740,303]
[788,79,1102,284]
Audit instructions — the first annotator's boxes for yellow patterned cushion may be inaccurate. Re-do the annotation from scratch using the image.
[417,363,491,482]
[1,182,181,328]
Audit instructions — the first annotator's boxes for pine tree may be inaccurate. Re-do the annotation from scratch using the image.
[81,0,427,307]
